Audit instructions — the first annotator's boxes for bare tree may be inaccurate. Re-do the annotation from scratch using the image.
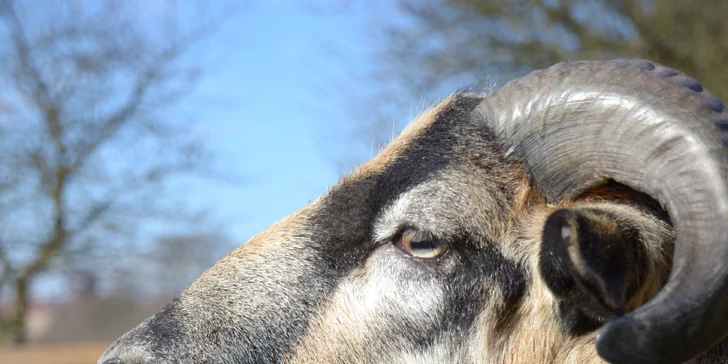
[344,0,728,152]
[0,0,234,345]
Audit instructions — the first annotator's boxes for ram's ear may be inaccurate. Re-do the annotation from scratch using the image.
[538,206,647,333]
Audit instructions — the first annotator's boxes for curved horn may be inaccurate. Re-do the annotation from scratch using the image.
[477,59,728,364]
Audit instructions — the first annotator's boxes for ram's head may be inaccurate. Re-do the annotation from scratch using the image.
[99,59,728,364]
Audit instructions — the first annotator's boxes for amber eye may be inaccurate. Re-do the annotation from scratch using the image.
[395,228,448,259]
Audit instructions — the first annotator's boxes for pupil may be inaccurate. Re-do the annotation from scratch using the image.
[410,239,437,251]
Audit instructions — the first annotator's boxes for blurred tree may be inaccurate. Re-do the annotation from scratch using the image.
[355,0,728,146]
[147,232,234,296]
[0,0,235,345]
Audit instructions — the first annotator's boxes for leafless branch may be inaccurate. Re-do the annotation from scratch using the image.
[0,0,238,345]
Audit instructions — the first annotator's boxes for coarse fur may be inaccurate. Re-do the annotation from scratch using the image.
[100,93,728,364]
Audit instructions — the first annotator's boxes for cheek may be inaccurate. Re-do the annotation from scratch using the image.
[290,247,446,362]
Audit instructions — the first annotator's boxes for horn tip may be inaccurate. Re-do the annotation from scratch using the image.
[596,317,680,364]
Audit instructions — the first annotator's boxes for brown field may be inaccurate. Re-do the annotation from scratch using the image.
[0,342,110,364]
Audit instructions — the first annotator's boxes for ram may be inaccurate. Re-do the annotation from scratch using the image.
[99,59,728,364]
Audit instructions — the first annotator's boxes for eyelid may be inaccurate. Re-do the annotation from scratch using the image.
[404,228,431,242]
[372,219,448,246]
[374,223,415,244]
[379,225,440,244]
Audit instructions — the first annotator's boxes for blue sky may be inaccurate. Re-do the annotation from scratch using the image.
[145,2,403,250]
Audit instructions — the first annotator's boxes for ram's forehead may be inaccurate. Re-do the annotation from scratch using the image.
[350,93,481,177]
[372,169,517,246]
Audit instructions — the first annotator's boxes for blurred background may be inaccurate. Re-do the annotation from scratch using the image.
[0,0,726,362]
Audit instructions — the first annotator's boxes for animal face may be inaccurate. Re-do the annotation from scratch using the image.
[100,60,728,364]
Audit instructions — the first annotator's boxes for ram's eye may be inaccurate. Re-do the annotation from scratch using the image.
[395,228,448,259]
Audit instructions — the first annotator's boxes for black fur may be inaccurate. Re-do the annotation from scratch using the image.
[448,240,527,334]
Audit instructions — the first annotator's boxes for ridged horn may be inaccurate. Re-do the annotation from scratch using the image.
[477,59,728,364]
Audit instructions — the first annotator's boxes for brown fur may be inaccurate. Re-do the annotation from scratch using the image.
[99,93,727,364]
